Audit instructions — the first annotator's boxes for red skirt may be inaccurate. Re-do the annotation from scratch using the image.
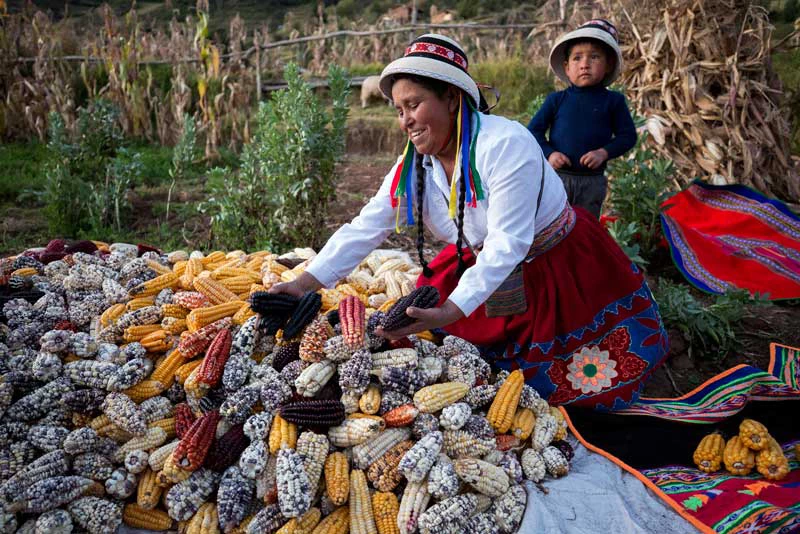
[417,206,669,410]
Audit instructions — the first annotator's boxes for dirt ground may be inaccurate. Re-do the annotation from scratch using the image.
[332,155,800,400]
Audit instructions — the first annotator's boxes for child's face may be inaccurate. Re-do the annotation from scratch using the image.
[564,42,613,87]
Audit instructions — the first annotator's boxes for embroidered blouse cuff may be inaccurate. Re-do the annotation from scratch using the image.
[446,289,481,319]
[304,262,340,290]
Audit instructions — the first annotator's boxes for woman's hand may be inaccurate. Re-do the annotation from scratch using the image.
[376,299,465,340]
[268,272,323,298]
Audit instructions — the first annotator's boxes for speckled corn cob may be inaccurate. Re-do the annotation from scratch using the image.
[336,348,370,393]
[368,439,414,492]
[9,476,101,513]
[463,512,500,534]
[259,370,293,412]
[439,402,471,431]
[427,453,460,500]
[246,503,284,534]
[322,335,353,363]
[26,424,68,452]
[497,452,524,484]
[397,480,430,534]
[542,445,569,477]
[295,359,336,397]
[417,493,478,534]
[104,467,138,499]
[352,427,412,470]
[125,449,151,474]
[102,392,147,436]
[219,385,260,424]
[441,429,494,459]
[217,465,255,532]
[72,452,114,481]
[223,354,254,395]
[399,431,443,483]
[324,452,350,506]
[165,468,220,521]
[34,508,72,534]
[68,496,123,534]
[5,377,72,422]
[531,413,558,452]
[370,348,417,371]
[413,382,469,413]
[297,431,331,496]
[277,446,313,518]
[0,449,69,505]
[0,441,36,482]
[374,367,426,396]
[328,417,384,448]
[108,357,153,391]
[453,458,510,497]
[490,484,527,533]
[269,414,298,454]
[62,360,118,389]
[299,316,332,363]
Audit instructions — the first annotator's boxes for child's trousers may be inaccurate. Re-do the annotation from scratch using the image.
[556,170,607,218]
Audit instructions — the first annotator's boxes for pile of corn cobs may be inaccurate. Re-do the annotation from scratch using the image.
[0,241,574,534]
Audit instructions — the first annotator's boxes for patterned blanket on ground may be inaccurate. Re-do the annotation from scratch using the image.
[660,181,800,300]
[562,344,800,534]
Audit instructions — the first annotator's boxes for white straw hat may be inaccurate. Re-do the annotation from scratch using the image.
[549,19,623,87]
[380,34,481,106]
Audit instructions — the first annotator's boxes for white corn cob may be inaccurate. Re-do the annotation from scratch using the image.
[439,402,471,430]
[277,446,312,518]
[398,431,442,483]
[349,469,377,534]
[542,446,570,477]
[113,427,167,462]
[417,493,478,534]
[531,413,558,451]
[239,439,269,480]
[295,360,336,397]
[427,453,460,500]
[328,418,383,448]
[397,480,430,534]
[297,431,329,497]
[453,458,510,497]
[148,440,180,472]
[371,348,418,370]
[352,428,412,470]
[490,484,527,533]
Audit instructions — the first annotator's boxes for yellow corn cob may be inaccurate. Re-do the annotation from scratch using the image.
[127,296,157,311]
[162,317,188,336]
[150,349,185,386]
[372,492,400,534]
[136,468,163,509]
[158,452,191,484]
[378,298,397,313]
[246,257,265,271]
[186,301,246,332]
[280,269,299,283]
[186,502,219,534]
[130,272,180,298]
[124,379,167,403]
[101,303,127,327]
[218,275,257,294]
[269,414,298,454]
[149,417,177,439]
[739,419,770,451]
[212,267,261,282]
[413,382,470,413]
[512,408,536,440]
[146,258,173,275]
[180,258,204,290]
[11,267,37,277]
[487,370,525,433]
[249,283,266,294]
[162,303,190,319]
[550,406,568,441]
[756,436,790,480]
[140,329,174,353]
[324,452,350,506]
[359,385,382,415]
[349,469,377,534]
[193,277,239,305]
[173,260,188,276]
[277,507,322,534]
[124,324,162,343]
[201,251,227,265]
[175,359,203,384]
[311,507,349,534]
[233,303,256,326]
[723,436,755,475]
[123,503,174,531]
[693,433,725,473]
[148,440,180,472]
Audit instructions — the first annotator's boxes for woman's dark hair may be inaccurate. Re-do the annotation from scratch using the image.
[389,73,485,279]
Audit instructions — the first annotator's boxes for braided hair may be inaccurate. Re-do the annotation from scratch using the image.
[414,147,434,278]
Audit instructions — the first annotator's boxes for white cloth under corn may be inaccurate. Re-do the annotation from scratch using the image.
[306,113,568,317]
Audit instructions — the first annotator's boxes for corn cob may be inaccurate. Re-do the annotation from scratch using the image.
[298,431,330,496]
[296,359,336,397]
[246,504,284,534]
[368,492,400,534]
[417,356,444,386]
[124,449,151,474]
[124,379,167,403]
[217,465,255,531]
[129,272,179,298]
[103,392,147,436]
[399,430,443,483]
[113,427,168,462]
[352,427,412,470]
[368,439,415,492]
[453,458,510,497]
[243,413,274,442]
[282,292,323,339]
[300,316,333,363]
[358,384,381,415]
[34,509,73,534]
[521,448,546,482]
[380,286,439,331]
[174,291,210,310]
[194,276,240,305]
[141,328,176,352]
[148,440,180,472]
[328,417,384,448]
[107,357,153,392]
[165,468,220,521]
[323,335,354,363]
[71,452,114,482]
[123,503,174,531]
[397,480,430,534]
[277,446,313,518]
[542,446,570,477]
[339,295,366,349]
[8,476,101,513]
[756,436,790,480]
[341,469,375,534]
[693,433,725,473]
[163,303,191,320]
[204,423,247,472]
[276,507,322,534]
[310,506,349,534]
[324,452,350,506]
[490,484,527,533]
[179,258,203,290]
[238,438,267,481]
[273,341,301,371]
[103,466,137,499]
[187,301,246,332]
[185,502,220,534]
[413,382,469,413]
[437,402,470,431]
[486,369,524,434]
[531,412,558,452]
[62,359,117,390]
[417,493,478,534]
[126,297,158,311]
[463,512,500,534]
[220,385,261,424]
[178,317,233,359]
[279,399,346,428]
[383,404,419,428]
[173,410,219,471]
[101,303,127,326]
[0,449,69,505]
[26,424,69,452]
[497,451,524,484]
[68,496,123,534]
[495,434,522,452]
[381,392,413,415]
[123,324,161,343]
[739,419,770,451]
[269,414,298,454]
[371,348,418,370]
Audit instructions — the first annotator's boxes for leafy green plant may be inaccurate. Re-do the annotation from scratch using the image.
[525,93,546,119]
[607,127,675,264]
[606,220,647,268]
[201,63,350,250]
[470,60,553,118]
[653,279,768,360]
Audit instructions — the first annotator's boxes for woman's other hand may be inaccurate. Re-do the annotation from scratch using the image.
[376,299,465,340]
[268,272,323,297]
[547,151,571,169]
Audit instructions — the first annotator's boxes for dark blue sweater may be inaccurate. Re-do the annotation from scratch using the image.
[527,85,636,174]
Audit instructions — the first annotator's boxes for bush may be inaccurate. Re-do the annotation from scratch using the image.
[470,59,553,118]
[201,63,350,250]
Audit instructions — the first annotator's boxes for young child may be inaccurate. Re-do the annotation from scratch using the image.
[528,19,636,218]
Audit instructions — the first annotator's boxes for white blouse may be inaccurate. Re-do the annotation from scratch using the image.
[306,113,568,317]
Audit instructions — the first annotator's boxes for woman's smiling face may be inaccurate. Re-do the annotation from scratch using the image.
[392,78,458,157]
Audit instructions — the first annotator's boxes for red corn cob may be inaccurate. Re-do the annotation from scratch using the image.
[495,434,522,452]
[196,329,232,387]
[175,403,197,440]
[339,295,366,349]
[203,424,247,472]
[177,317,232,359]
[383,404,419,428]
[173,409,220,471]
[173,291,210,310]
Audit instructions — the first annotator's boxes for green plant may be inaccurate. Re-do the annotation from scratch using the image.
[470,60,553,118]
[525,94,547,119]
[653,279,768,360]
[606,220,647,268]
[201,62,350,250]
[607,127,675,264]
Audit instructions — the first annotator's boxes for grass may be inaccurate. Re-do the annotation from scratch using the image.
[0,142,50,203]
[772,46,800,154]
[470,58,555,120]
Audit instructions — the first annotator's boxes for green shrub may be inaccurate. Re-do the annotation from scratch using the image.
[470,59,553,118]
[201,63,350,250]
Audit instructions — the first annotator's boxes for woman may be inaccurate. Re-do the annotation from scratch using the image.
[271,34,668,410]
